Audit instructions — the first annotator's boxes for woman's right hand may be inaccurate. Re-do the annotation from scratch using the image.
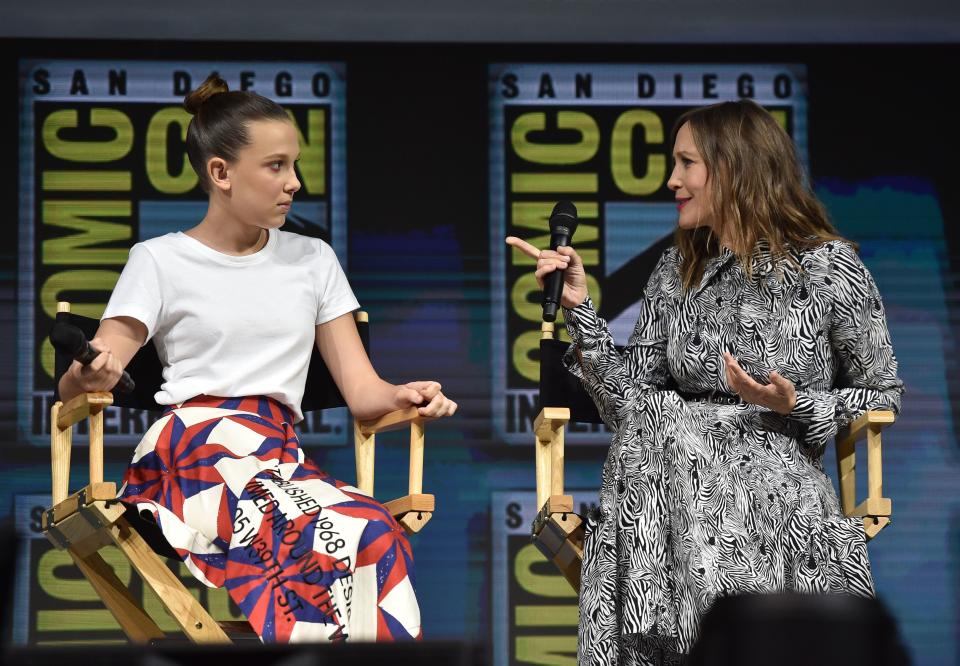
[505,236,589,309]
[393,381,458,418]
[68,338,124,393]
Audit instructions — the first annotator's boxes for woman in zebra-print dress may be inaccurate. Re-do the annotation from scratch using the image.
[508,100,903,665]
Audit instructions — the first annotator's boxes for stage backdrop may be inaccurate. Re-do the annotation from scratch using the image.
[489,63,806,445]
[1,47,957,666]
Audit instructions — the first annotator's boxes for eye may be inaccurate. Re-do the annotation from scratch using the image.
[682,157,694,167]
[270,161,283,171]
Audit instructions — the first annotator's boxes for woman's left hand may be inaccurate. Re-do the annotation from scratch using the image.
[394,381,458,418]
[723,352,797,415]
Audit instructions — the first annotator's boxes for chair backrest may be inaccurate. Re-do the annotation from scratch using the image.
[54,310,164,410]
[52,310,370,414]
[538,337,605,424]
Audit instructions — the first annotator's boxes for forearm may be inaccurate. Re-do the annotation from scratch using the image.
[563,297,649,429]
[788,383,902,448]
[54,317,146,405]
[344,376,406,421]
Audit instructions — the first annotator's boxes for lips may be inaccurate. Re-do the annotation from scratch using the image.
[676,198,691,211]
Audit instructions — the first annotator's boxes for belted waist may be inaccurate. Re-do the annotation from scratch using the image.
[677,389,742,406]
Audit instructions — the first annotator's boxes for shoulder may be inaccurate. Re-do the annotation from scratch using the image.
[273,229,331,254]
[796,239,876,297]
[797,239,863,269]
[274,228,318,246]
[273,230,343,269]
[125,234,183,265]
[135,232,196,256]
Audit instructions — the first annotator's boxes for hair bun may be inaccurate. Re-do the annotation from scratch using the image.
[183,74,230,115]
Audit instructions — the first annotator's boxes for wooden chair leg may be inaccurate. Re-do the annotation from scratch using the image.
[531,407,584,592]
[395,420,434,534]
[384,494,435,534]
[69,548,166,644]
[532,508,584,593]
[97,511,230,644]
[357,409,437,535]
[51,401,72,506]
[355,420,375,496]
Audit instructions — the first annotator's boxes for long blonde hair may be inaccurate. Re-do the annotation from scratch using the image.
[673,100,848,289]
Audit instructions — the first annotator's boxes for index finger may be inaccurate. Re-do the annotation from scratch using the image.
[505,236,542,260]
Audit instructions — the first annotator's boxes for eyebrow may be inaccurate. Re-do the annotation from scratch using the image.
[263,153,301,160]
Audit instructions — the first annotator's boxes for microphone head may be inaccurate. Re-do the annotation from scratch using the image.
[549,200,578,236]
[50,323,86,357]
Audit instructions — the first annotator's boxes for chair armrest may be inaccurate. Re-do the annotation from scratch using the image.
[835,410,896,540]
[356,406,430,436]
[353,407,439,535]
[837,410,895,448]
[56,392,113,431]
[353,407,436,499]
[51,392,113,506]
[533,407,570,511]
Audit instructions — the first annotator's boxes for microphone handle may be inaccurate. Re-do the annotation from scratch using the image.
[75,341,136,394]
[542,230,573,322]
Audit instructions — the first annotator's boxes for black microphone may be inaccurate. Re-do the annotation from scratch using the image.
[542,200,579,322]
[50,323,135,394]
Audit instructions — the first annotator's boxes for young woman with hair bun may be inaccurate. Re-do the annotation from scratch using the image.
[58,74,456,643]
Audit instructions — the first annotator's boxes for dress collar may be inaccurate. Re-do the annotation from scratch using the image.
[695,246,736,293]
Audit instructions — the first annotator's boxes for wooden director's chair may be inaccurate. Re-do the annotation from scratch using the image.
[531,320,896,593]
[42,302,436,644]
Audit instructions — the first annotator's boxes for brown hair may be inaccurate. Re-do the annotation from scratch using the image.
[672,99,848,290]
[184,74,290,191]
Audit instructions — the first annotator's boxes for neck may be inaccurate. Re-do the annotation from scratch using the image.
[187,201,267,256]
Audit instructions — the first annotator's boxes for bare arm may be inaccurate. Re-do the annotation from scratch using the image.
[57,316,148,403]
[315,313,456,421]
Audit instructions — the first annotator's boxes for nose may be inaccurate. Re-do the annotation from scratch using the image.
[285,170,301,195]
[667,162,682,191]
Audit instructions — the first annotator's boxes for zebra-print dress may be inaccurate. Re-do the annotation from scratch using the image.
[563,241,902,665]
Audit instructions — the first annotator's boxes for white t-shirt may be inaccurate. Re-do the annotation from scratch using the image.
[103,229,359,422]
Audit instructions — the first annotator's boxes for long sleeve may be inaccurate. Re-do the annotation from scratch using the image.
[787,243,903,450]
[562,251,672,431]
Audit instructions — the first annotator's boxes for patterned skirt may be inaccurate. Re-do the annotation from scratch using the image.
[117,395,420,643]
[578,392,875,666]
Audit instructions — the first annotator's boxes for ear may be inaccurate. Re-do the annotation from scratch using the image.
[206,157,231,192]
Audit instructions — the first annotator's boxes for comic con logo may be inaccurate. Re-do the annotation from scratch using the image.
[489,64,805,444]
